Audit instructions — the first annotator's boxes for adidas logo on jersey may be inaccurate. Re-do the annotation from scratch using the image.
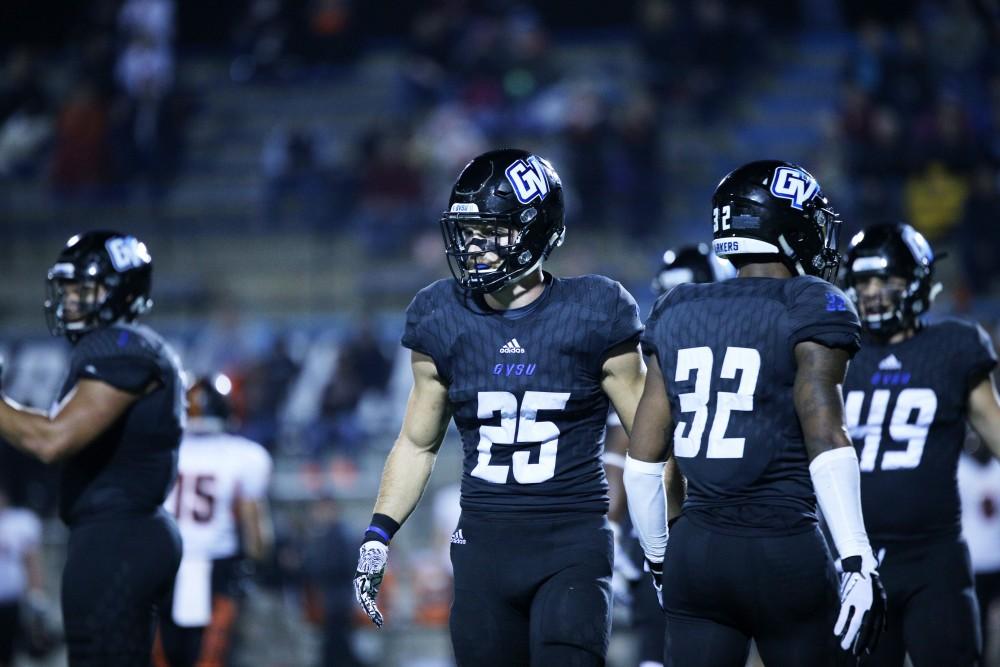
[450,529,467,545]
[878,354,903,371]
[499,338,526,354]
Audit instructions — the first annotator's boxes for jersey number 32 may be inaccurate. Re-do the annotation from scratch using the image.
[674,346,760,459]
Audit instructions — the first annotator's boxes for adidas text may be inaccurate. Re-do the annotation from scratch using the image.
[499,338,526,354]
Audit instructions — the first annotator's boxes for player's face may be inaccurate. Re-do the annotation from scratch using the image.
[59,280,107,322]
[458,222,516,273]
[855,275,907,324]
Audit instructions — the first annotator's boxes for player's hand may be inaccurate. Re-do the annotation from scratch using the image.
[353,540,388,628]
[834,552,887,657]
[646,558,664,609]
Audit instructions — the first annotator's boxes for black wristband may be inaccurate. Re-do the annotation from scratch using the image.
[364,513,401,545]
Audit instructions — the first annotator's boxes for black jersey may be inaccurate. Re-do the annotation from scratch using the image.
[844,319,998,543]
[642,276,861,535]
[58,323,185,525]
[402,274,642,515]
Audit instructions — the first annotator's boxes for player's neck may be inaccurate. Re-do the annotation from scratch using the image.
[483,269,546,310]
[737,262,793,279]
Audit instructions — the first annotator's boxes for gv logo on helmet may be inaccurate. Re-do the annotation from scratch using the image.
[505,156,550,204]
[770,166,819,210]
[106,236,149,272]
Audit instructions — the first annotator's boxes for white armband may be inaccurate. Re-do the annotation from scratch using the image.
[624,454,668,563]
[809,447,872,560]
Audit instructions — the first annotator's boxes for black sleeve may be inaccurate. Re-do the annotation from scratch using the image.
[605,281,643,353]
[400,285,447,377]
[963,322,998,393]
[639,291,670,361]
[71,327,162,394]
[786,277,862,355]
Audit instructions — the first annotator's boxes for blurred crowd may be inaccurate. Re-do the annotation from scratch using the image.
[2,2,1000,663]
[834,0,1000,297]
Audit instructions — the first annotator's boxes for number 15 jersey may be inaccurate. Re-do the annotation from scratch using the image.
[402,274,642,516]
[641,276,861,535]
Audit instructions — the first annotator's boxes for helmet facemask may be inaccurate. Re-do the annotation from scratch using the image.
[441,205,563,294]
[843,223,940,339]
[778,202,843,283]
[44,260,151,341]
[846,272,909,337]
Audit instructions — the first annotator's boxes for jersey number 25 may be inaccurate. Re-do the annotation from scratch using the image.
[471,391,570,484]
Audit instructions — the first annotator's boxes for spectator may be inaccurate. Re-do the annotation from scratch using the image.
[50,80,111,198]
[261,124,335,228]
[903,161,969,242]
[959,164,1000,295]
[0,50,52,179]
[303,496,362,667]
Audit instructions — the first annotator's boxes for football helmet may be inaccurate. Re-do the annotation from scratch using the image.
[711,160,842,282]
[842,222,939,337]
[652,243,736,295]
[44,230,153,340]
[186,373,233,423]
[441,148,565,293]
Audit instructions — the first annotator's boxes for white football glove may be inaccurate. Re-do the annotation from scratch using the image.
[646,558,664,610]
[834,551,887,657]
[353,540,388,628]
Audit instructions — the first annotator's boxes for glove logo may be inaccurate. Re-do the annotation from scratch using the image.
[505,156,551,204]
[769,166,819,210]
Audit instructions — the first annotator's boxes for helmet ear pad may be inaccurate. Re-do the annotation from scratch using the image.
[442,149,565,294]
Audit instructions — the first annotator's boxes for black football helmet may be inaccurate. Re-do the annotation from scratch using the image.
[441,148,565,293]
[652,243,736,295]
[44,230,153,340]
[842,222,939,337]
[711,160,842,282]
[186,373,233,427]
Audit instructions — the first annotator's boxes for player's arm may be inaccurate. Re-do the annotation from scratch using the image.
[372,351,452,524]
[794,341,885,655]
[355,350,451,628]
[604,424,629,524]
[968,374,1000,459]
[623,354,674,579]
[0,379,142,463]
[794,341,869,556]
[237,496,274,562]
[601,340,645,436]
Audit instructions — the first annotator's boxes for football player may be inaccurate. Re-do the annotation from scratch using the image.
[154,374,273,667]
[353,148,647,666]
[625,161,887,667]
[605,244,734,667]
[841,222,1000,667]
[0,231,185,666]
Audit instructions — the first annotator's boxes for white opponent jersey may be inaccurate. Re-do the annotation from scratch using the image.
[959,451,1000,574]
[164,430,272,561]
[0,508,41,602]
